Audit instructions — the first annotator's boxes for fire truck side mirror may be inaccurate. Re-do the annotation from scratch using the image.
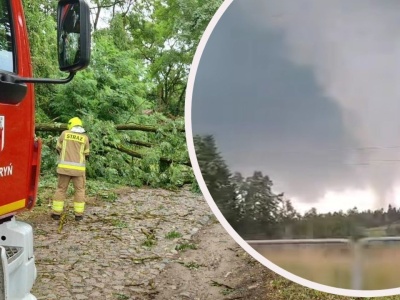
[2,0,91,86]
[57,0,91,73]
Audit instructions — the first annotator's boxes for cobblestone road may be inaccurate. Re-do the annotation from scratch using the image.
[21,187,214,300]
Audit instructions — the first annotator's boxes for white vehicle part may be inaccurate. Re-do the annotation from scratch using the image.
[0,217,36,300]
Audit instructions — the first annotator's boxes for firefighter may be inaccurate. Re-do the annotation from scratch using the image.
[51,117,90,221]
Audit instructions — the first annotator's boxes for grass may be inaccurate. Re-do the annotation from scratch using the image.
[267,276,357,300]
[365,226,387,237]
[175,242,197,251]
[165,230,182,239]
[111,219,128,228]
[267,275,400,299]
[142,239,156,248]
[178,261,202,270]
[113,293,129,300]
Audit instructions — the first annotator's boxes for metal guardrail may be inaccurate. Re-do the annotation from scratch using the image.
[246,237,400,290]
[247,238,350,245]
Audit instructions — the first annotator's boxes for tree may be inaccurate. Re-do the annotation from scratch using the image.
[193,135,237,223]
[90,0,135,31]
[233,171,285,239]
[278,199,300,238]
[22,0,60,122]
[127,0,223,115]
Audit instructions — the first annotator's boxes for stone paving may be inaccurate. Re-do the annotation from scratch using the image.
[23,187,214,300]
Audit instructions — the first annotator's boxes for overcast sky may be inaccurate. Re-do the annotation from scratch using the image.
[191,0,400,214]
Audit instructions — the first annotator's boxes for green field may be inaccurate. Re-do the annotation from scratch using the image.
[366,226,388,237]
[254,242,400,290]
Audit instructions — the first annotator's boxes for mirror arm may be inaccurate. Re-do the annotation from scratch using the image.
[14,72,76,84]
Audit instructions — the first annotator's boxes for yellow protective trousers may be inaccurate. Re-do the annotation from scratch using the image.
[52,174,86,216]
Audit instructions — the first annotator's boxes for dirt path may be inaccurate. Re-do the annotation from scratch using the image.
[17,187,273,300]
[152,221,273,300]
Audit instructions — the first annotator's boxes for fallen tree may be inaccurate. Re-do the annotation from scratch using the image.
[36,123,191,167]
[35,123,185,133]
[107,143,191,167]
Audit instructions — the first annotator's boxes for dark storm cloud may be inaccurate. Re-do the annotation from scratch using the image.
[191,0,400,209]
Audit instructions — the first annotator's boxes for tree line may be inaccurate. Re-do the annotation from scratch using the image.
[194,135,400,240]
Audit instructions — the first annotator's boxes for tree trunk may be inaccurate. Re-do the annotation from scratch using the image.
[107,143,191,167]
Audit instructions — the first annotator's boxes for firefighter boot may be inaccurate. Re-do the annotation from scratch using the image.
[74,202,85,221]
[51,214,61,220]
[51,200,64,220]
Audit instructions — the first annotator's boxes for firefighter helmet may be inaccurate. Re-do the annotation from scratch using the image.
[67,117,83,130]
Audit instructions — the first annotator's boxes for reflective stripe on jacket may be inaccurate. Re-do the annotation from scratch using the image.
[56,130,90,176]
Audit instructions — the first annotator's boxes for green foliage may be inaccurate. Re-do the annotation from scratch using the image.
[165,230,182,239]
[128,0,223,115]
[114,293,129,300]
[84,180,120,197]
[190,180,201,194]
[96,191,118,203]
[38,114,192,188]
[39,136,58,175]
[22,0,61,121]
[26,0,221,190]
[35,30,192,188]
[142,238,156,248]
[36,174,57,206]
[112,219,128,228]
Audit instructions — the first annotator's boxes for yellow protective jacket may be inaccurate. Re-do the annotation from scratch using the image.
[56,129,90,176]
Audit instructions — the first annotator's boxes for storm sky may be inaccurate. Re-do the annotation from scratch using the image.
[191,0,400,213]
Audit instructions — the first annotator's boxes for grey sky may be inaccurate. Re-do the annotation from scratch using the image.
[191,0,400,211]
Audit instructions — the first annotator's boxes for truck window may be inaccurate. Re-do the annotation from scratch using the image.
[0,0,13,72]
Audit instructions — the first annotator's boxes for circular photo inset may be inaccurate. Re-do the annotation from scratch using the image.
[186,0,400,297]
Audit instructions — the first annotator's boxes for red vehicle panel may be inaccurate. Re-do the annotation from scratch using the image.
[0,0,41,219]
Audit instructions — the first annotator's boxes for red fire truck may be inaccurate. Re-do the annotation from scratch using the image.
[0,0,91,298]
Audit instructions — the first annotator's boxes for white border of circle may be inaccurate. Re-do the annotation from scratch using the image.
[184,0,400,297]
